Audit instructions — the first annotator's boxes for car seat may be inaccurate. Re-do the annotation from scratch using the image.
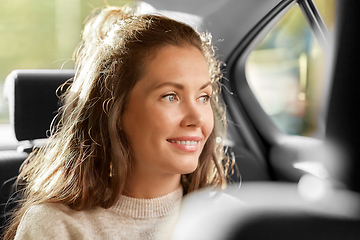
[0,69,74,231]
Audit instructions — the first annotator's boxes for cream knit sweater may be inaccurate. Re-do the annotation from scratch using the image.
[14,186,183,240]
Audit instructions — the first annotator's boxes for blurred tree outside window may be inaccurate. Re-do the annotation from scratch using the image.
[245,0,336,137]
[0,0,132,124]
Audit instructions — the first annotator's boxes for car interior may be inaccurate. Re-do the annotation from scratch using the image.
[0,69,75,228]
[1,0,360,238]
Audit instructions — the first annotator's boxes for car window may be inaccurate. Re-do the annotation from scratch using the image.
[0,0,132,124]
[245,0,336,137]
[313,0,336,34]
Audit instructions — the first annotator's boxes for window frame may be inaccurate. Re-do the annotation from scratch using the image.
[224,0,331,146]
[222,0,334,181]
[223,0,295,160]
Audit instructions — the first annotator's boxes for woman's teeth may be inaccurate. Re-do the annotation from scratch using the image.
[168,140,198,146]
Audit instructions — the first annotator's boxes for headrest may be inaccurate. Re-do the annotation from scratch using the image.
[4,69,74,141]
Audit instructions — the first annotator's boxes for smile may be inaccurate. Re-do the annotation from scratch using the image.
[166,137,201,153]
[167,140,199,146]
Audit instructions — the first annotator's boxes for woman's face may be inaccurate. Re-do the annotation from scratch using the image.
[123,44,214,178]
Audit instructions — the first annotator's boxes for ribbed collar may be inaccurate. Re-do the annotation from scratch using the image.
[112,186,183,219]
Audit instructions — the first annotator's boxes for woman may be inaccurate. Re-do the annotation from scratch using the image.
[4,3,230,239]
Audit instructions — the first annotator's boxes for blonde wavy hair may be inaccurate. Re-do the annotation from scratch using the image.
[4,4,230,239]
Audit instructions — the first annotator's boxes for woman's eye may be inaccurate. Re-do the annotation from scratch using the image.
[162,94,178,102]
[199,95,211,103]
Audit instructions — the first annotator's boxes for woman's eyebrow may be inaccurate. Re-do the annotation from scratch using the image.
[152,81,212,91]
[200,82,212,90]
[153,82,184,90]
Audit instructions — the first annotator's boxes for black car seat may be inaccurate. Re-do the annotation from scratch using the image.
[0,69,74,231]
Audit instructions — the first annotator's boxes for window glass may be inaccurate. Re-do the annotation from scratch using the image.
[314,0,336,33]
[0,0,132,124]
[245,2,335,137]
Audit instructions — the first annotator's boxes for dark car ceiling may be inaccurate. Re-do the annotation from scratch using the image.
[146,0,283,61]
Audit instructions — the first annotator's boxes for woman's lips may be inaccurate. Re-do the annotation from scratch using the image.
[166,136,202,152]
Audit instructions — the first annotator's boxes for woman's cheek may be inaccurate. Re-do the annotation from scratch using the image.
[204,108,215,141]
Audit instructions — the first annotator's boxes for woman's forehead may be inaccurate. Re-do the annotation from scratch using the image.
[138,45,210,88]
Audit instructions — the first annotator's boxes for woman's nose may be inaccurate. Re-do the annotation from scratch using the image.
[180,103,204,128]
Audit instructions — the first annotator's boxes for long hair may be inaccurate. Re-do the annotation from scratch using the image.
[4,4,230,239]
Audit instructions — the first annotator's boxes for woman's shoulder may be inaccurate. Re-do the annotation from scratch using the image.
[21,202,110,228]
[28,201,69,212]
[23,202,76,222]
[15,203,90,240]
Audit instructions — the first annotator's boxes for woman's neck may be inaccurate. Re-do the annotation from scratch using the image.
[122,171,181,199]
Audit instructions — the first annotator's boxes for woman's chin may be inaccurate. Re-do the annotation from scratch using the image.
[175,160,199,175]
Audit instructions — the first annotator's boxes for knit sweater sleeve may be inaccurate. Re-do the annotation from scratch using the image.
[14,203,83,240]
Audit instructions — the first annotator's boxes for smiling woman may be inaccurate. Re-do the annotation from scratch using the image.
[123,45,215,198]
[3,3,230,240]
